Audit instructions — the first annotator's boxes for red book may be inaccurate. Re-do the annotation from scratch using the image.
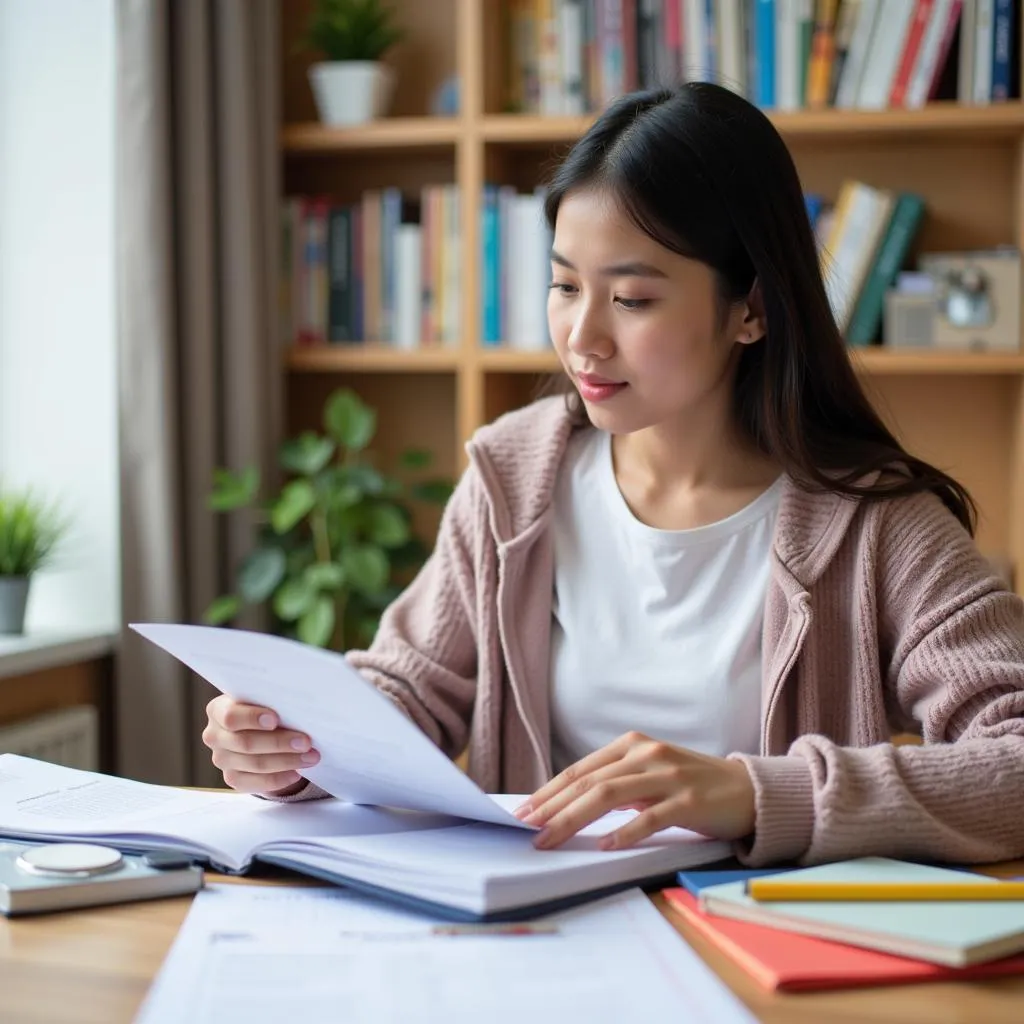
[664,888,1024,993]
[890,0,935,107]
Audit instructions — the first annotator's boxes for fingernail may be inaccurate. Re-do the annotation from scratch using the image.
[513,802,532,819]
[533,829,553,850]
[300,751,320,765]
[258,714,275,729]
[290,737,310,752]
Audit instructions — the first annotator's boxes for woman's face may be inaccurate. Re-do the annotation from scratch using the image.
[548,188,755,437]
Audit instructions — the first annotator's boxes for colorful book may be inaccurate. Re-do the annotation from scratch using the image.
[698,857,1024,967]
[665,888,1024,991]
[846,192,925,346]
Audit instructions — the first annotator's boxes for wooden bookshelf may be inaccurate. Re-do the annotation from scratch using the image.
[279,0,1024,593]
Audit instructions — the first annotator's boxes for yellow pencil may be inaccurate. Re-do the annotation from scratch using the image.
[746,880,1024,902]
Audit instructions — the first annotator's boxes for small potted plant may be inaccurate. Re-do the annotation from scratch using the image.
[301,0,405,127]
[204,387,452,650]
[0,486,68,635]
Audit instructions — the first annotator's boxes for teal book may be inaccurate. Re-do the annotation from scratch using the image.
[699,857,1024,967]
[846,193,925,346]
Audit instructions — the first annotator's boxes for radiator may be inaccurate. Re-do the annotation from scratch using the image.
[0,705,99,771]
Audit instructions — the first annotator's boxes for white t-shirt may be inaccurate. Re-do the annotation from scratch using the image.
[549,429,783,774]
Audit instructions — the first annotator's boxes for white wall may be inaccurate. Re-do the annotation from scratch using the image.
[0,0,120,633]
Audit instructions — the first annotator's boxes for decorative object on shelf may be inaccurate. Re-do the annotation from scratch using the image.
[884,249,1022,352]
[430,74,459,116]
[205,388,453,651]
[301,0,404,127]
[0,486,68,635]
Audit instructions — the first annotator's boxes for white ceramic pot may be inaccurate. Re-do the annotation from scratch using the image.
[0,576,29,634]
[308,61,396,126]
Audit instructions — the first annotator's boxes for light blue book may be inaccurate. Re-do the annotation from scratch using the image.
[699,857,1024,967]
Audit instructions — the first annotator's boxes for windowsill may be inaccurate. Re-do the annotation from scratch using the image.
[0,630,118,679]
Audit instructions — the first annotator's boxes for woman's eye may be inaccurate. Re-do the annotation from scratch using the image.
[615,297,652,310]
[548,282,577,296]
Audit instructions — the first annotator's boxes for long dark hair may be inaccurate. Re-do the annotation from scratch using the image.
[541,83,976,534]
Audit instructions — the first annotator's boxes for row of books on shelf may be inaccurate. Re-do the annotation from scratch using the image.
[280,186,461,349]
[280,184,1019,354]
[505,0,1019,116]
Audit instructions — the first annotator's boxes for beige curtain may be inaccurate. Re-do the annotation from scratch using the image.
[116,0,281,785]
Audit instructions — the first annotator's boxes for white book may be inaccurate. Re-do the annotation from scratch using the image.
[958,0,978,103]
[510,193,551,351]
[718,0,747,96]
[394,223,422,350]
[856,0,917,109]
[972,0,994,103]
[0,625,729,921]
[835,0,882,108]
[443,184,461,346]
[775,0,802,111]
[683,0,710,82]
[560,0,586,115]
[905,0,957,108]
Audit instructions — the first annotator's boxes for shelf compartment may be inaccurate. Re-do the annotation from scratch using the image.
[481,104,1024,147]
[286,345,462,373]
[281,118,463,155]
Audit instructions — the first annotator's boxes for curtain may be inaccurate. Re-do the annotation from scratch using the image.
[115,0,281,785]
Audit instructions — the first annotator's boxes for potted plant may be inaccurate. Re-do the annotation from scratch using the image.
[301,0,405,127]
[204,387,452,650]
[0,486,68,635]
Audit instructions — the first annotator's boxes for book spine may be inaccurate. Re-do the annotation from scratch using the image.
[797,0,814,107]
[807,0,839,108]
[395,223,423,350]
[755,0,777,105]
[327,206,351,343]
[828,0,863,104]
[718,0,747,94]
[835,0,880,108]
[990,0,1014,99]
[890,0,935,107]
[481,186,501,345]
[972,0,994,103]
[857,1,917,109]
[561,0,587,112]
[905,0,959,108]
[622,0,639,90]
[846,193,925,346]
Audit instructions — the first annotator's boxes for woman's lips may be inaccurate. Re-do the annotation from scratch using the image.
[576,372,628,403]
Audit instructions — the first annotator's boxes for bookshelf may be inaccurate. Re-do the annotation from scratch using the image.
[280,0,1024,594]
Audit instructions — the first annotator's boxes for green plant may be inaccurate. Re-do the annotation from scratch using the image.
[205,388,453,650]
[0,486,68,577]
[301,0,405,62]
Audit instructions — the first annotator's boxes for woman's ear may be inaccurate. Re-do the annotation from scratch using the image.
[736,279,767,345]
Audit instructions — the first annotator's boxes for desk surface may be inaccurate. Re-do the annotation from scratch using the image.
[2,862,1024,1024]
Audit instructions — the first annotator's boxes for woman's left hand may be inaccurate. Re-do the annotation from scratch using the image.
[515,731,756,850]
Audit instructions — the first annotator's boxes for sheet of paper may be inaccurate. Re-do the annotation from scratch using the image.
[132,623,529,830]
[135,884,757,1024]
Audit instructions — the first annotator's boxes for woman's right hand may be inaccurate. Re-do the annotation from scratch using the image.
[203,694,321,796]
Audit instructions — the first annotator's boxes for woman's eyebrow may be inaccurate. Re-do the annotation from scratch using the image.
[550,249,668,279]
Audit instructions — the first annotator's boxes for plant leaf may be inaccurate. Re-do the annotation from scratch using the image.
[280,433,336,476]
[324,389,377,452]
[238,547,287,603]
[410,479,455,504]
[273,577,316,622]
[399,448,432,469]
[342,544,389,594]
[298,595,335,648]
[203,594,241,626]
[366,504,410,548]
[304,561,346,592]
[209,467,259,511]
[271,479,317,534]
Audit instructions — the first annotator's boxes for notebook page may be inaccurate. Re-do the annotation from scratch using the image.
[132,623,531,830]
[136,884,757,1024]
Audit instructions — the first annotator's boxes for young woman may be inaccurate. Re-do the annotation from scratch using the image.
[203,83,1024,867]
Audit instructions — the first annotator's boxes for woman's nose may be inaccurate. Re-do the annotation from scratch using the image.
[567,306,614,359]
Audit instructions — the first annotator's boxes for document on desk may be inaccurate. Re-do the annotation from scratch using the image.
[135,884,757,1024]
[131,623,526,829]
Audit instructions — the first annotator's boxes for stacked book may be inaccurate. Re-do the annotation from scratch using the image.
[280,186,461,350]
[664,858,1024,991]
[503,0,1019,115]
[809,181,926,345]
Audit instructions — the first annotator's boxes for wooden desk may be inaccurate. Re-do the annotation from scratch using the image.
[2,862,1024,1024]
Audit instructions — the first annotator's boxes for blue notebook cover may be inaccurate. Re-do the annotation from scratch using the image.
[676,867,791,898]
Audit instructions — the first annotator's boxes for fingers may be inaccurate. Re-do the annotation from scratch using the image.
[532,773,658,849]
[514,733,638,819]
[207,694,280,732]
[220,768,304,795]
[601,802,684,850]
